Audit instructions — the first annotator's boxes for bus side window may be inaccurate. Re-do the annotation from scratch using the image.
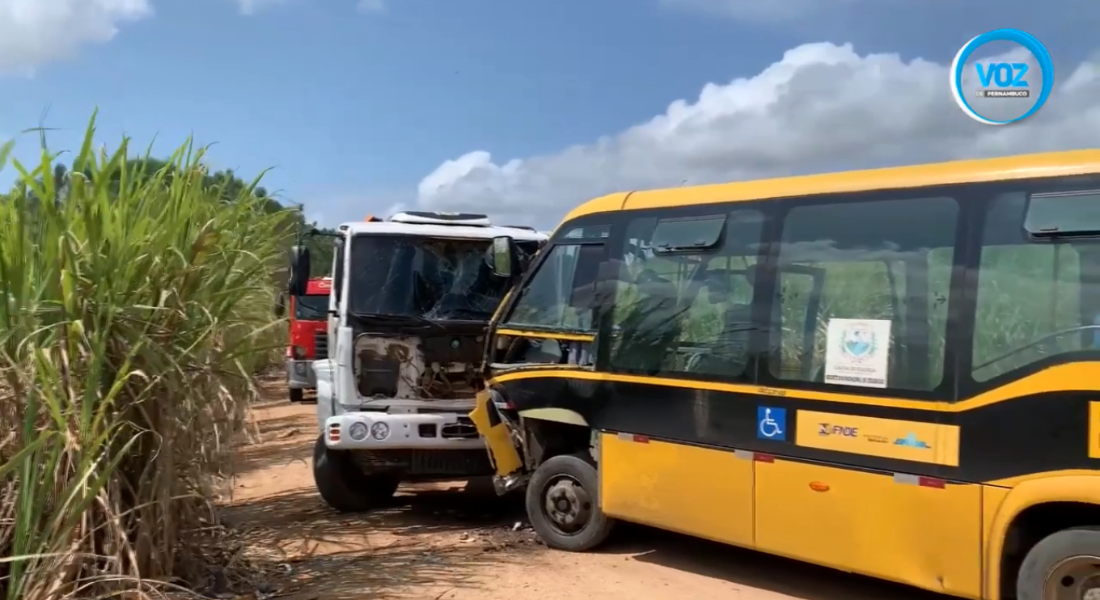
[503,243,604,332]
[609,209,764,379]
[971,192,1098,382]
[768,196,957,393]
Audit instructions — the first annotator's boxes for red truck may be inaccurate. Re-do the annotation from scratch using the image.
[286,277,332,402]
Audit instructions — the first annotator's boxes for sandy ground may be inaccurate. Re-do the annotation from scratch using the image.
[224,378,950,600]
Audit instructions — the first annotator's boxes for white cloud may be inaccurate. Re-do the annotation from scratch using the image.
[415,42,1100,227]
[357,0,386,13]
[0,0,152,73]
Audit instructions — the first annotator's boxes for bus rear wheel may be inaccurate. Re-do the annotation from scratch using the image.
[525,453,615,552]
[1017,527,1100,600]
[312,436,399,512]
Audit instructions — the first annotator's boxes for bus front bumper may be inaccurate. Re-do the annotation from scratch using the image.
[286,359,316,389]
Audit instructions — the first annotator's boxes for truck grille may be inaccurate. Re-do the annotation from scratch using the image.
[351,449,493,477]
[314,330,328,359]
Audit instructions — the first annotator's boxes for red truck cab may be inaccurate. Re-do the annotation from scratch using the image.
[286,277,332,402]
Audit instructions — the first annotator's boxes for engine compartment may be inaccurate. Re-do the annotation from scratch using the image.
[354,330,485,400]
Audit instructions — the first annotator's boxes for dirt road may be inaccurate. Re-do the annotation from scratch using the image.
[225,381,949,600]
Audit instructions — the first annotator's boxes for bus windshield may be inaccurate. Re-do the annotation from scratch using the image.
[293,294,329,320]
[348,235,537,321]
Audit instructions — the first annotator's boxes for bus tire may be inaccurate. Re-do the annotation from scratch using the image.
[289,388,304,402]
[1016,526,1100,600]
[312,436,399,512]
[526,453,615,552]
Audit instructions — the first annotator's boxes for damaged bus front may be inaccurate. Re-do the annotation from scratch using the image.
[291,212,546,512]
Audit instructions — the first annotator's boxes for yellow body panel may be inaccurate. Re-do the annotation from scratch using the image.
[1090,402,1100,459]
[600,433,754,547]
[754,459,982,598]
[564,150,1100,220]
[794,409,960,466]
[981,485,1009,600]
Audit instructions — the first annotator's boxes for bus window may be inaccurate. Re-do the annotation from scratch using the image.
[503,243,603,332]
[609,209,764,379]
[972,191,1100,382]
[769,196,956,392]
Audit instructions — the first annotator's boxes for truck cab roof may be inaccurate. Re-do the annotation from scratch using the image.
[338,211,547,242]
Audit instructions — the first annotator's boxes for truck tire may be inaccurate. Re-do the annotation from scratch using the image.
[526,453,615,552]
[289,388,304,403]
[312,436,399,512]
[1017,527,1100,600]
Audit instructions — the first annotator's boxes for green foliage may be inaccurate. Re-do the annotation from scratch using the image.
[0,113,290,600]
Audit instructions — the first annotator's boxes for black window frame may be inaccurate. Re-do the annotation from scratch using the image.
[497,221,611,336]
[601,202,769,386]
[955,174,1100,400]
[505,173,1100,404]
[755,187,967,403]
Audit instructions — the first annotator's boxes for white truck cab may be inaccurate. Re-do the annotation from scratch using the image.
[288,211,546,511]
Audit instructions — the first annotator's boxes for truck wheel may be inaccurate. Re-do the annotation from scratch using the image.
[312,436,399,512]
[526,453,615,552]
[1017,527,1100,600]
[289,388,304,403]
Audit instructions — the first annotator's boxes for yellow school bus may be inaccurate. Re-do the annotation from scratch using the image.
[470,150,1100,600]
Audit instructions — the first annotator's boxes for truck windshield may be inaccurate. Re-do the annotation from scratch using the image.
[348,235,531,321]
[294,294,329,320]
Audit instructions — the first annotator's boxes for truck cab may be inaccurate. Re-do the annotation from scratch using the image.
[285,277,332,402]
[288,211,547,511]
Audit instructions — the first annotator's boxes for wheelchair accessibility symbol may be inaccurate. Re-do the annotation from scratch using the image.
[757,406,787,441]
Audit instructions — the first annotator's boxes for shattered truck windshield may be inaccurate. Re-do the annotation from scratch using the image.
[348,235,522,321]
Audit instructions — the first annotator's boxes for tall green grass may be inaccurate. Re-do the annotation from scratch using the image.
[0,115,289,599]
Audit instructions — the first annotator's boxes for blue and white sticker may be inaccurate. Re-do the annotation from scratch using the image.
[950,28,1054,125]
[757,406,787,441]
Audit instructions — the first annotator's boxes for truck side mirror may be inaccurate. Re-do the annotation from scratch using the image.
[275,294,286,318]
[288,245,311,296]
[487,236,516,278]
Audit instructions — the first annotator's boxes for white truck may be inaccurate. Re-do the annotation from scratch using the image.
[286,211,547,511]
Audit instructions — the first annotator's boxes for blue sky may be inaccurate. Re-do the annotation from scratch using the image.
[0,0,1095,227]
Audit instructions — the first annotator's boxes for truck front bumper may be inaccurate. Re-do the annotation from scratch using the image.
[323,412,484,451]
[286,359,316,389]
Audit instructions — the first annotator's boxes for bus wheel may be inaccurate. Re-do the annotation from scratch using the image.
[1017,527,1100,600]
[526,453,615,552]
[289,388,304,402]
[312,436,399,512]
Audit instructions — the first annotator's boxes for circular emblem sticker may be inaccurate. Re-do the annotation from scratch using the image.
[950,28,1054,125]
[840,324,877,362]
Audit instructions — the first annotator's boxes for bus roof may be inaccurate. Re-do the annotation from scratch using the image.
[562,149,1100,222]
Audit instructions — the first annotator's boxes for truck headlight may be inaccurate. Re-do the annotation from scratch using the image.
[370,422,390,440]
[348,421,369,441]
